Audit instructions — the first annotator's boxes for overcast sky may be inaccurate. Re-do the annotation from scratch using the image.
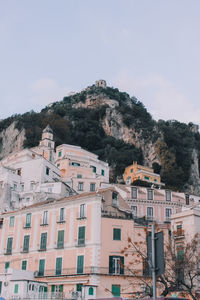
[1,0,200,126]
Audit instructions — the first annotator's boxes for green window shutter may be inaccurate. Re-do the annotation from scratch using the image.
[113,228,121,240]
[120,257,124,274]
[59,285,63,292]
[76,284,83,292]
[109,256,114,274]
[22,260,27,270]
[6,237,13,254]
[78,226,85,245]
[57,230,64,248]
[14,284,18,294]
[101,169,104,176]
[9,216,15,227]
[23,235,30,252]
[39,259,45,276]
[51,285,55,292]
[55,258,62,275]
[112,285,120,297]
[89,287,94,295]
[40,233,47,250]
[5,262,10,270]
[77,255,84,274]
[0,281,2,294]
[26,213,31,227]
[44,286,47,292]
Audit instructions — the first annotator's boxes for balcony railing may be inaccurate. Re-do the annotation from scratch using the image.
[34,266,137,277]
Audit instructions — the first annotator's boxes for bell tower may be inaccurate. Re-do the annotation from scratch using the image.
[38,125,55,162]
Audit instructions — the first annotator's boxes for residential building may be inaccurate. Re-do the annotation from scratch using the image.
[123,161,164,186]
[114,184,195,224]
[0,187,164,299]
[55,144,109,193]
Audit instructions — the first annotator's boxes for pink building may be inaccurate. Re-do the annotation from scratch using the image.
[114,185,195,224]
[0,187,168,299]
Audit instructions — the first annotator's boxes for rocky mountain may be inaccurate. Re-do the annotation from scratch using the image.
[1,80,200,195]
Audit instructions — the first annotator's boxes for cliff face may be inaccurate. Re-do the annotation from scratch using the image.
[0,82,200,194]
[0,122,25,160]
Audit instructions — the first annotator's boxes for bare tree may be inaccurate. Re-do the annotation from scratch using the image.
[122,226,200,300]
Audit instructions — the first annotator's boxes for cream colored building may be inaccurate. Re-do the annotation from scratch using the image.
[55,144,109,193]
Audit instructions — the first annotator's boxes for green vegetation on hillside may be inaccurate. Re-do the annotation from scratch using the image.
[1,85,200,191]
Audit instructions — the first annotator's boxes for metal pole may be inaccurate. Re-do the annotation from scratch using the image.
[152,222,157,300]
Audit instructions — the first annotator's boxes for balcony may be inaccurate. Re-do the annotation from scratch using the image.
[164,217,171,223]
[23,223,31,229]
[173,229,184,239]
[57,218,66,224]
[34,266,136,277]
[4,249,12,255]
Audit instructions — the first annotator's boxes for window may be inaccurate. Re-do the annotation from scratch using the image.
[25,213,31,228]
[42,211,48,225]
[22,260,27,270]
[101,169,104,176]
[39,259,45,276]
[17,169,21,176]
[30,182,34,191]
[77,174,82,178]
[23,235,30,252]
[59,208,65,222]
[9,216,15,227]
[185,194,190,205]
[55,257,62,275]
[6,237,13,254]
[57,230,64,249]
[51,285,63,292]
[131,187,137,199]
[176,224,183,236]
[131,206,137,217]
[78,226,85,246]
[90,165,96,173]
[5,262,10,271]
[0,281,2,294]
[72,162,80,166]
[58,151,62,157]
[78,182,83,191]
[77,255,84,274]
[21,184,24,191]
[177,244,184,261]
[48,187,52,193]
[112,192,118,206]
[109,256,124,275]
[147,207,153,220]
[13,183,17,191]
[131,169,133,173]
[144,176,149,180]
[14,284,18,294]
[166,190,171,201]
[89,287,94,295]
[76,284,83,292]
[80,204,85,218]
[90,183,95,192]
[113,228,121,240]
[57,163,60,168]
[40,233,47,250]
[165,208,172,221]
[147,189,153,200]
[112,285,121,297]
[46,167,50,175]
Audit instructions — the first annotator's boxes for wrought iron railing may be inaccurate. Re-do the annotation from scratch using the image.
[35,266,136,277]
